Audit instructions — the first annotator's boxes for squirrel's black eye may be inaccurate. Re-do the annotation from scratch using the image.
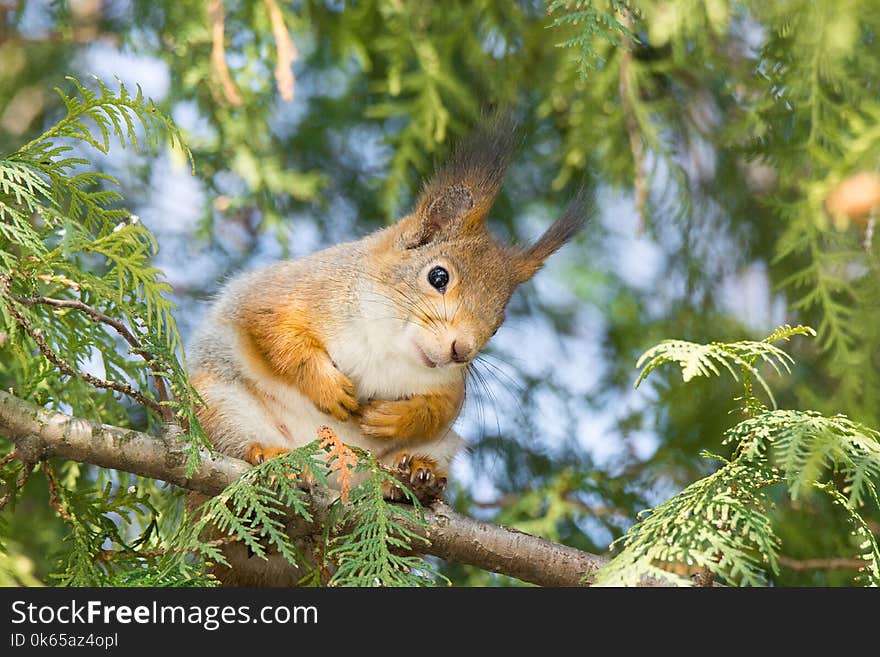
[427,266,450,291]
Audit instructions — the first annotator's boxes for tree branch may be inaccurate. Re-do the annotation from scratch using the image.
[778,556,867,571]
[3,299,165,416]
[12,294,175,423]
[263,0,297,102]
[208,0,243,106]
[0,390,620,587]
[618,10,647,234]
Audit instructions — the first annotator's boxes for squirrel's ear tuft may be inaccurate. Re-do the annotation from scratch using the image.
[515,188,588,282]
[398,113,518,249]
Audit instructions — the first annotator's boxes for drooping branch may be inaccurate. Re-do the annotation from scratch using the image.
[618,10,647,234]
[263,0,297,102]
[0,390,616,587]
[12,293,175,423]
[0,287,165,417]
[207,0,243,107]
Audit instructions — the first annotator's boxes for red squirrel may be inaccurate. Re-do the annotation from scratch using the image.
[187,118,584,583]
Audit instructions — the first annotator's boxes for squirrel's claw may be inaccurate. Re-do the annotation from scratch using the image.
[385,452,447,504]
[244,442,290,465]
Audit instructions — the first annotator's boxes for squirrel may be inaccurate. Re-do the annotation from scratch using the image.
[186,117,585,584]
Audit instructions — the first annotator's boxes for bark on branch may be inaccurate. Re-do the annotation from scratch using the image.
[0,390,615,587]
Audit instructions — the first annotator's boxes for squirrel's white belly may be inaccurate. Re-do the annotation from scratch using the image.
[226,318,463,468]
[227,326,460,461]
[237,369,462,468]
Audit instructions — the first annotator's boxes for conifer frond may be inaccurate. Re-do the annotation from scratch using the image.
[22,76,191,165]
[188,444,327,566]
[603,329,880,587]
[812,483,880,587]
[594,460,782,587]
[48,474,164,586]
[634,325,815,408]
[548,1,640,77]
[729,410,880,508]
[329,455,442,587]
[0,75,207,468]
[760,324,817,345]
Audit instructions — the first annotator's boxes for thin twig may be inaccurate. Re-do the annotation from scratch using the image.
[43,461,73,522]
[778,556,867,571]
[0,449,33,511]
[618,11,647,234]
[0,449,17,467]
[208,0,243,106]
[13,294,174,422]
[0,285,164,415]
[264,0,297,102]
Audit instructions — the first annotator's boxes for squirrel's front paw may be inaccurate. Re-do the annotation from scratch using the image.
[244,442,290,465]
[385,452,447,504]
[359,397,440,440]
[307,363,360,421]
[359,398,411,439]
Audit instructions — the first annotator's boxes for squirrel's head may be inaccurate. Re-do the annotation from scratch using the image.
[371,116,586,371]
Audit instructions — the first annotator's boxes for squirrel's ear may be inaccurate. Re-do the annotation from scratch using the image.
[397,114,517,249]
[515,189,587,282]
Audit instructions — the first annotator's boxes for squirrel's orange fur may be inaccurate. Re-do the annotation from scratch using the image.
[187,116,585,585]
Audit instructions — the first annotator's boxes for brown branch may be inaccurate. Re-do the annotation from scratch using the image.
[13,294,175,422]
[263,0,297,102]
[618,12,647,234]
[208,0,243,106]
[3,298,164,416]
[0,448,35,512]
[778,556,867,571]
[0,390,630,587]
[0,272,167,417]
[42,461,72,522]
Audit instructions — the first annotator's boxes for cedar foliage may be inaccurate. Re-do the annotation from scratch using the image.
[596,325,880,586]
[1,1,879,586]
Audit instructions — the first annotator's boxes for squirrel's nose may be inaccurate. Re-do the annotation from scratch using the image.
[450,339,473,363]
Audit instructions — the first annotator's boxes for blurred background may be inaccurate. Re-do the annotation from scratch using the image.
[1,0,878,585]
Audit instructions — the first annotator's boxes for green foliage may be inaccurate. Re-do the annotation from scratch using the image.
[597,325,880,586]
[741,0,880,426]
[548,0,641,76]
[731,410,880,509]
[595,460,781,586]
[814,483,880,587]
[635,325,816,408]
[0,76,209,456]
[2,1,879,588]
[45,466,164,586]
[181,443,441,588]
[184,445,327,568]
[328,454,442,587]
